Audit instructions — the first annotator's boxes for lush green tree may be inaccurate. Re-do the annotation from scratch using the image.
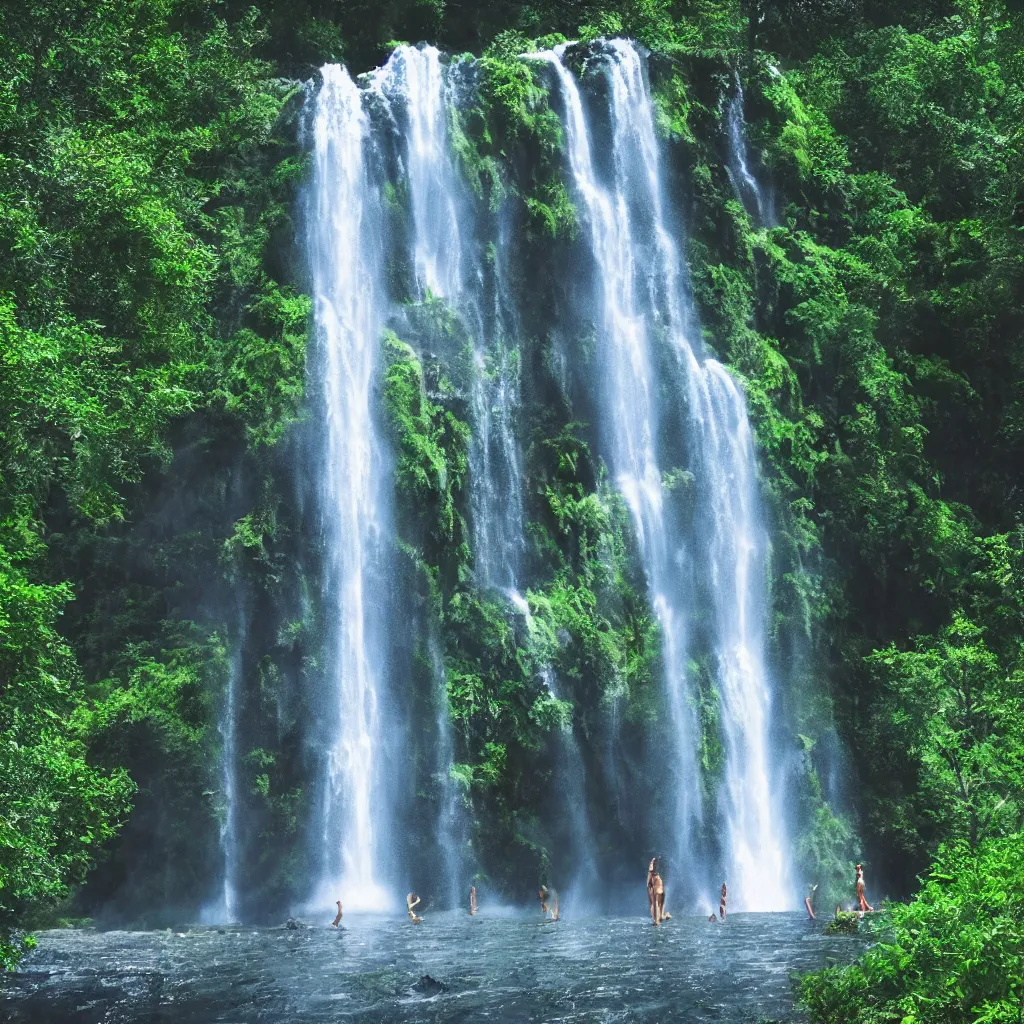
[799,835,1024,1024]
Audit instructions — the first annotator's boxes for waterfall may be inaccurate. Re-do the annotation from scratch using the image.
[726,71,776,227]
[429,631,467,909]
[309,64,394,911]
[542,40,791,910]
[217,614,243,923]
[304,39,793,917]
[536,43,705,901]
[686,356,790,910]
[376,45,524,593]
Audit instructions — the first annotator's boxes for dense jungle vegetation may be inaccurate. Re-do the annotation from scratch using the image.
[2,0,1023,1015]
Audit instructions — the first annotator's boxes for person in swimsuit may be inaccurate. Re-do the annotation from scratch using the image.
[647,859,657,923]
[407,892,423,923]
[331,900,343,927]
[855,864,873,912]
[469,885,477,916]
[804,884,818,920]
[652,867,667,925]
[538,885,559,920]
[646,858,670,924]
[719,882,727,921]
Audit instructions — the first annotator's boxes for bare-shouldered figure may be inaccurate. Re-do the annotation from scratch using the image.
[805,884,818,920]
[855,864,873,912]
[647,858,656,924]
[332,900,343,927]
[469,885,477,916]
[407,892,423,923]
[652,870,666,925]
[719,882,727,921]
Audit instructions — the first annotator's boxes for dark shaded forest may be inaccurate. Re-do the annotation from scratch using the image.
[1,0,1022,1017]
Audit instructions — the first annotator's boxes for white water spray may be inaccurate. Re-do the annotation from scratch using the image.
[310,64,393,911]
[542,40,791,909]
[536,43,704,889]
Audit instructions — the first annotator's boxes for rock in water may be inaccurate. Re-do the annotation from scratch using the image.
[413,975,448,995]
[284,918,306,931]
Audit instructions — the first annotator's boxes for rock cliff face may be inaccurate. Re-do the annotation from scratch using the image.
[195,37,843,922]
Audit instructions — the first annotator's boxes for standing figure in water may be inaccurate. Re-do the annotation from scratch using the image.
[331,900,343,927]
[469,885,477,916]
[650,862,667,925]
[538,885,559,921]
[855,864,873,912]
[719,883,728,921]
[407,892,423,923]
[804,884,818,920]
[647,858,670,924]
[647,859,656,922]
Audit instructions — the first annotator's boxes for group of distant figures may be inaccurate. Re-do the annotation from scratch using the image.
[327,861,874,927]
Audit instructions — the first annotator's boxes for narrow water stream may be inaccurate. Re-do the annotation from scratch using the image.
[3,914,863,1023]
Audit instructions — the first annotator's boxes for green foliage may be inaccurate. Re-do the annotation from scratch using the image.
[0,0,306,960]
[800,835,1024,1024]
[1,3,1023,1009]
[380,329,471,549]
[865,613,1024,851]
[824,910,862,936]
[0,513,133,969]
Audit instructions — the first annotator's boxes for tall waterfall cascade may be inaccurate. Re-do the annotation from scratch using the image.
[309,63,394,911]
[303,39,794,916]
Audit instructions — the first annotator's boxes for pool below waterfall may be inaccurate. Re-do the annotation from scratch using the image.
[3,911,865,1023]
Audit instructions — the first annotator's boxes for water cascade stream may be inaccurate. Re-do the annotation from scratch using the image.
[541,41,791,910]
[726,71,775,227]
[309,64,394,911]
[216,613,244,923]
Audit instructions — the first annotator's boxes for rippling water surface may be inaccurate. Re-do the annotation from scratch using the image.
[2,911,864,1023]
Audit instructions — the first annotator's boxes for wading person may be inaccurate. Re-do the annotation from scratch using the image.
[855,864,873,912]
[538,885,559,920]
[469,885,477,916]
[407,892,423,923]
[332,900,343,927]
[719,882,727,921]
[651,864,667,925]
[804,884,818,920]
[647,859,656,923]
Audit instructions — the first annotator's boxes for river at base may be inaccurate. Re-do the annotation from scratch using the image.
[3,912,865,1023]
